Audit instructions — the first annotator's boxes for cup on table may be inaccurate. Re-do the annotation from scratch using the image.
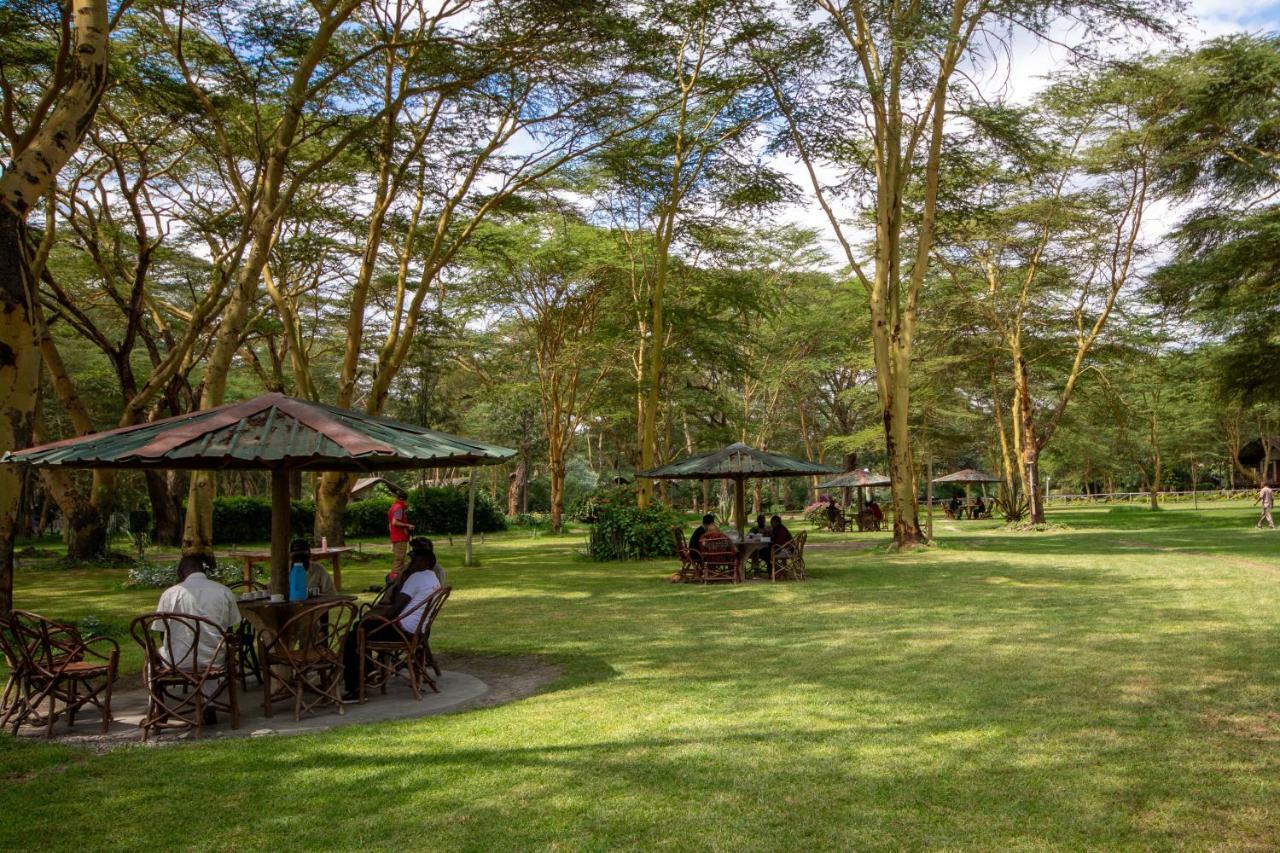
[308,587,319,598]
[270,593,284,603]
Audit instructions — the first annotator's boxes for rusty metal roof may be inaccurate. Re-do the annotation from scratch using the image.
[3,393,515,472]
[931,468,1001,484]
[638,443,837,480]
[817,468,891,489]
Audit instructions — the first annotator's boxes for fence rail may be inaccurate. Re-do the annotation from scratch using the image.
[1044,489,1257,504]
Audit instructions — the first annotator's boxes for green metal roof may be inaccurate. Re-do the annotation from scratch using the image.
[817,468,891,489]
[3,392,516,472]
[931,468,1000,484]
[638,443,838,480]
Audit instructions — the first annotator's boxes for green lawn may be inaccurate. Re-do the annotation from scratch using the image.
[3,504,1280,849]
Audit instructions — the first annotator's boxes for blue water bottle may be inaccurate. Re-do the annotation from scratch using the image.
[289,561,308,601]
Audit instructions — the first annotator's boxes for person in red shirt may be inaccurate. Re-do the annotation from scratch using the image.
[387,487,414,581]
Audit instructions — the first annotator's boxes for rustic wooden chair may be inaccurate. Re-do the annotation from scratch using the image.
[771,531,809,582]
[358,586,452,702]
[129,612,240,740]
[670,526,697,582]
[225,579,266,690]
[260,599,356,721]
[697,535,742,583]
[0,613,33,732]
[9,610,118,738]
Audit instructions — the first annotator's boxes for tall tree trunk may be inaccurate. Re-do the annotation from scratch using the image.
[1014,355,1045,524]
[0,0,111,609]
[145,470,183,547]
[549,456,566,533]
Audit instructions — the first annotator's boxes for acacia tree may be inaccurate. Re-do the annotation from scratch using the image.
[0,0,112,605]
[743,0,1174,546]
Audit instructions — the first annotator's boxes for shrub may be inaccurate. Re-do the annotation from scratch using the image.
[209,496,314,543]
[508,512,551,530]
[345,496,394,538]
[407,486,506,535]
[803,500,829,529]
[124,559,258,589]
[589,501,681,561]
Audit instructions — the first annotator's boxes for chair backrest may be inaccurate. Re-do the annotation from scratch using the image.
[225,579,266,595]
[9,610,82,673]
[130,611,230,677]
[793,531,808,556]
[699,535,735,563]
[412,586,451,641]
[670,525,687,553]
[0,612,24,673]
[268,600,356,661]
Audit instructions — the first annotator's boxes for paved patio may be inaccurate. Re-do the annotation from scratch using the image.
[16,668,490,748]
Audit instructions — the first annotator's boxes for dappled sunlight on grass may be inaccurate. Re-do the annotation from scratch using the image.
[3,504,1280,846]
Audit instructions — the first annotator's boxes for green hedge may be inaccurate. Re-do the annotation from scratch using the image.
[345,496,394,538]
[209,496,314,543]
[407,486,506,534]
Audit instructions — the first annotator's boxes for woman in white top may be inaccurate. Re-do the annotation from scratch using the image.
[342,550,442,699]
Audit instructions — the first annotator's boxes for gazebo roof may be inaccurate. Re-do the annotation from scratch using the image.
[4,392,516,472]
[817,468,891,489]
[639,443,837,480]
[931,468,1000,484]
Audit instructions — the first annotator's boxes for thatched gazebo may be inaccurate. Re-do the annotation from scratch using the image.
[4,393,515,592]
[639,443,837,534]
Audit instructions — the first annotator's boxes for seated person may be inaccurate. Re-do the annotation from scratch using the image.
[973,496,986,518]
[868,499,884,523]
[825,497,841,529]
[689,513,720,560]
[289,538,336,596]
[749,514,769,537]
[947,496,961,518]
[409,537,447,586]
[762,514,794,573]
[154,554,241,724]
[343,552,442,700]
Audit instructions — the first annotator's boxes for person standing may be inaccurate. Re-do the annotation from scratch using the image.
[1256,483,1275,529]
[387,487,415,580]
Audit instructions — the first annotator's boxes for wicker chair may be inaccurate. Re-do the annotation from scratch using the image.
[0,613,32,732]
[129,612,240,740]
[9,610,118,738]
[670,526,697,582]
[260,599,356,720]
[358,586,451,702]
[225,580,266,690]
[697,535,742,583]
[771,531,809,582]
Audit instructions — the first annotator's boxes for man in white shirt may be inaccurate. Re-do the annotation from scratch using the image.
[154,555,242,722]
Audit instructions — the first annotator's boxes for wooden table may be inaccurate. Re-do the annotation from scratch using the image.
[226,546,355,590]
[728,535,771,578]
[237,593,358,640]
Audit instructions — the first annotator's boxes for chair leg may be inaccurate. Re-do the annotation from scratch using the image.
[358,636,367,704]
[262,663,273,719]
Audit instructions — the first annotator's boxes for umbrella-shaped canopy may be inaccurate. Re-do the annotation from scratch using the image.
[639,443,837,533]
[931,468,1000,484]
[817,468,891,489]
[4,393,515,590]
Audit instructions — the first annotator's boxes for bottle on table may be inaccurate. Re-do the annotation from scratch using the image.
[289,561,308,601]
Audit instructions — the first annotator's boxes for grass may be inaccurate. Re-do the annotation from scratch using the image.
[3,502,1280,849]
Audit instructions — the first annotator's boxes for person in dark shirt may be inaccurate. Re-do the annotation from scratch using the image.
[867,499,884,523]
[763,514,794,574]
[825,496,841,529]
[689,513,720,559]
[973,496,986,518]
[750,514,769,536]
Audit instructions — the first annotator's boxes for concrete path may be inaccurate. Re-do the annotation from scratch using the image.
[17,669,489,748]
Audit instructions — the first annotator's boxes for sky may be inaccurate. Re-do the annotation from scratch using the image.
[778,0,1280,267]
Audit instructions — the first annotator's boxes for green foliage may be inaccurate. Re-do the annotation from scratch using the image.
[208,496,314,544]
[407,487,506,535]
[588,501,680,561]
[124,559,256,590]
[344,497,394,538]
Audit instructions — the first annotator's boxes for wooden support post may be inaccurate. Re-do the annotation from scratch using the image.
[270,468,291,595]
[465,468,477,567]
[734,475,747,536]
